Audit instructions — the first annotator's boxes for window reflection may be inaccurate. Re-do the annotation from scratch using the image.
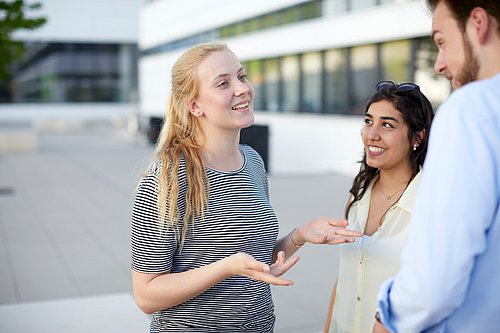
[246,60,264,110]
[263,58,280,112]
[350,0,377,11]
[244,37,449,116]
[302,52,322,113]
[381,40,411,82]
[414,37,451,109]
[351,45,377,115]
[324,49,348,114]
[14,43,137,103]
[281,56,300,113]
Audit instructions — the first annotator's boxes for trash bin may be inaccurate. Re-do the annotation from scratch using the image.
[240,125,269,173]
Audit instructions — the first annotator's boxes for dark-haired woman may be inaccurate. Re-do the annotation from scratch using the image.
[324,81,434,333]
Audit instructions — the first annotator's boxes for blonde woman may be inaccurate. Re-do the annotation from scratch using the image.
[130,42,361,332]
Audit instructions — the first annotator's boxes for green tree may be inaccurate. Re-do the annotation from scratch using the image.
[0,0,46,84]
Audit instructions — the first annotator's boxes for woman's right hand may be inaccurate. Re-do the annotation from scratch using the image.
[228,252,295,286]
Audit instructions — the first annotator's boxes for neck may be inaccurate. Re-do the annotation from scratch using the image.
[377,165,413,190]
[197,130,242,171]
[478,54,500,81]
[476,22,500,80]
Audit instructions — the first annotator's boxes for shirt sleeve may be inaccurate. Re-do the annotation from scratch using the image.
[377,86,498,332]
[130,171,178,273]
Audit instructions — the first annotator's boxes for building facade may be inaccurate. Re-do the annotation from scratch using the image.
[139,0,450,175]
[11,0,143,104]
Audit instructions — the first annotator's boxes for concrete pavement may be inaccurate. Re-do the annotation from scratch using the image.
[0,121,353,332]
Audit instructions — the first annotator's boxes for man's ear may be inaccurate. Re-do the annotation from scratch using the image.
[469,7,491,44]
[187,99,203,117]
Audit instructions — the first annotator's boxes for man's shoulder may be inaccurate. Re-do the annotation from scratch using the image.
[439,74,500,116]
[454,73,500,99]
[461,73,500,95]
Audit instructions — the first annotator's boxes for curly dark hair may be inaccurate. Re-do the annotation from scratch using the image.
[344,83,435,219]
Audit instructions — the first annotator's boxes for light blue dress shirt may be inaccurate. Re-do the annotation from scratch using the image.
[377,73,500,333]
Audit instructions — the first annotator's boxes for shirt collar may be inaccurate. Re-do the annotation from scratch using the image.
[395,168,422,214]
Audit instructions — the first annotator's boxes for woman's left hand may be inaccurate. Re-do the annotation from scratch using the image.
[296,217,362,245]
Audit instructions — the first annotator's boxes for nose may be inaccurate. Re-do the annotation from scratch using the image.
[434,51,446,75]
[234,80,250,96]
[364,125,380,141]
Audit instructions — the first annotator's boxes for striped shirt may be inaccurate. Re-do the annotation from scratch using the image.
[131,145,279,332]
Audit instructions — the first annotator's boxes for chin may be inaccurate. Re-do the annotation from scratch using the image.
[240,121,255,129]
[240,115,255,129]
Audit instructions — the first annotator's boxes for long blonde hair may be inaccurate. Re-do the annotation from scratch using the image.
[153,42,227,246]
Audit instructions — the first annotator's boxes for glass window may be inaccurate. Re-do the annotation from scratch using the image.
[350,0,377,11]
[324,49,348,114]
[281,55,300,113]
[381,40,411,82]
[323,0,348,16]
[302,52,322,113]
[262,14,276,29]
[414,37,451,109]
[263,58,280,112]
[247,18,260,32]
[351,44,377,115]
[220,26,234,38]
[13,42,136,103]
[245,60,264,110]
[302,1,321,19]
[234,22,247,35]
[281,7,300,24]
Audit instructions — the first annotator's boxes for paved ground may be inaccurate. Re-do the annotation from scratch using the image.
[0,120,353,332]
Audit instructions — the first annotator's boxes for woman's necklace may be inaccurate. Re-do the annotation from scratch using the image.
[377,179,411,231]
[378,183,407,201]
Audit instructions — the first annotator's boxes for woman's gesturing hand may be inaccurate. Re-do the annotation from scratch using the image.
[270,250,300,277]
[296,217,363,245]
[228,252,297,286]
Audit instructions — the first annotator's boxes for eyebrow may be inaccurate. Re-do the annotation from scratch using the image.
[431,26,443,44]
[381,116,400,123]
[211,67,245,82]
[365,113,400,123]
[431,30,438,43]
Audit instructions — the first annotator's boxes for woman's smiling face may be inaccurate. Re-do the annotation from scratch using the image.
[189,48,255,134]
[362,100,412,172]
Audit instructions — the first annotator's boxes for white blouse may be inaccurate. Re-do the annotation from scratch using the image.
[329,171,422,333]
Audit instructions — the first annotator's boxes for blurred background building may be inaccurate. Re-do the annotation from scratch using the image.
[138,0,451,176]
[6,0,451,176]
[10,0,142,103]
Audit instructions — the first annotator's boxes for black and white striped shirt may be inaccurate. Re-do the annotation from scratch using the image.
[131,145,279,332]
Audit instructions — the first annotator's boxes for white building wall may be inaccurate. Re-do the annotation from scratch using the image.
[137,0,432,176]
[228,1,431,60]
[139,0,311,49]
[254,113,363,176]
[13,0,143,43]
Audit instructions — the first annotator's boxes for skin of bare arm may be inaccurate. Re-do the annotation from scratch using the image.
[133,251,296,314]
[273,216,362,261]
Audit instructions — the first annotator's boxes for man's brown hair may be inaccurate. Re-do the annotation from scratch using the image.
[427,0,500,34]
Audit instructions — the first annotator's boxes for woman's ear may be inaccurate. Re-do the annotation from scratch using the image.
[413,129,426,148]
[187,99,203,117]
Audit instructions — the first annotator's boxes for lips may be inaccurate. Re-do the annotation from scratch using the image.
[367,145,386,155]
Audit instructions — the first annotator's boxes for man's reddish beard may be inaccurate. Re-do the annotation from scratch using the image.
[455,33,480,88]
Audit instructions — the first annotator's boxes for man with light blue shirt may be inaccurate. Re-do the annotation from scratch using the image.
[373,1,500,332]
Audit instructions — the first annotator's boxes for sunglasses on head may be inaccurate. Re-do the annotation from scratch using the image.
[374,81,428,123]
[375,80,420,93]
